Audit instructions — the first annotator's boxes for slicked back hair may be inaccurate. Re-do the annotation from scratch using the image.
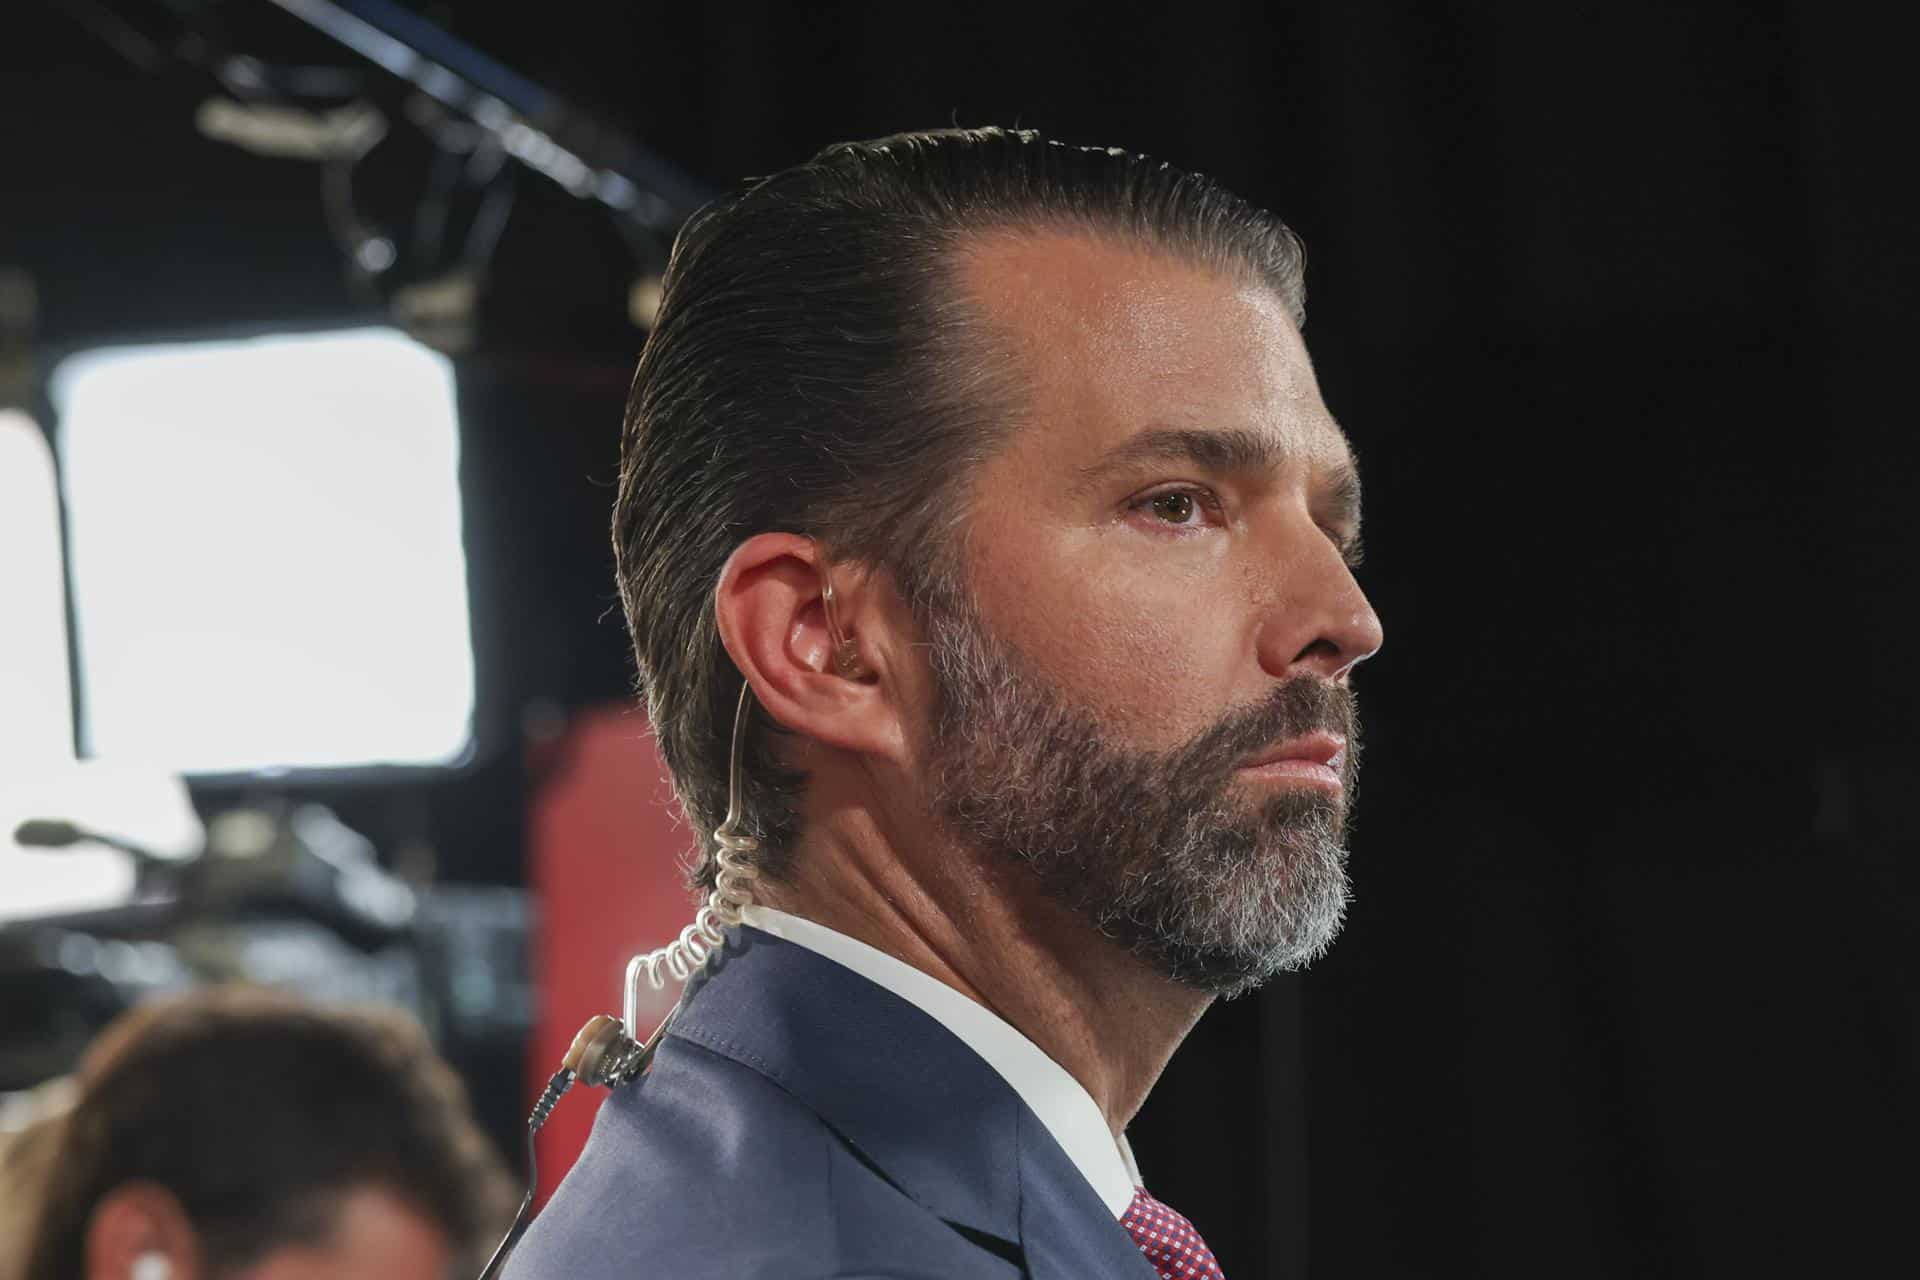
[615,126,1307,892]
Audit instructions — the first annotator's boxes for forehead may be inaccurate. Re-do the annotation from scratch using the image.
[954,227,1351,474]
[245,1188,451,1280]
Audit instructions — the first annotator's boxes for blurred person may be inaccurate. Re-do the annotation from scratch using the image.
[1,1078,76,1274]
[8,986,515,1280]
[513,126,1381,1278]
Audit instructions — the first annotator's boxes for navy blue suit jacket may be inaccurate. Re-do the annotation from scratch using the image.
[503,926,1160,1278]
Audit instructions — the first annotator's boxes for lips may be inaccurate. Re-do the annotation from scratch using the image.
[1241,731,1346,772]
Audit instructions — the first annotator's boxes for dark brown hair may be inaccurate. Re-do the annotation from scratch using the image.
[18,986,514,1279]
[614,126,1306,891]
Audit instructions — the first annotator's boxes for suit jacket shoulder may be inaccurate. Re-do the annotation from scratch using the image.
[508,1036,1014,1278]
[502,929,1156,1280]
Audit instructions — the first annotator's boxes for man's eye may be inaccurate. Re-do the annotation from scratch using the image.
[1148,492,1198,524]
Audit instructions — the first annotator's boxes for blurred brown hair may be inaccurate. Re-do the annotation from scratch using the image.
[12,986,515,1279]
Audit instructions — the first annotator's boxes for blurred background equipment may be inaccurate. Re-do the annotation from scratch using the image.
[38,0,711,353]
[0,776,535,1095]
[6,1,1915,1276]
[7,0,720,1179]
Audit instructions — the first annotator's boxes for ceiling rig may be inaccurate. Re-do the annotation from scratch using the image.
[59,0,714,346]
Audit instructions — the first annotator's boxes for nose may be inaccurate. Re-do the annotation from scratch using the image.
[1252,528,1385,684]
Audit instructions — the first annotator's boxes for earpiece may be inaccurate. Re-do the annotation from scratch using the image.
[130,1253,172,1280]
[818,575,870,679]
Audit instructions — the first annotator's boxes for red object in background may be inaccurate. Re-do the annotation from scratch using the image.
[527,702,699,1204]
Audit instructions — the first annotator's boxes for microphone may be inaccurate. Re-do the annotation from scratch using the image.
[12,818,85,848]
[12,817,177,878]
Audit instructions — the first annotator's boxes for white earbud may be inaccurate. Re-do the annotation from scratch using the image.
[130,1252,172,1280]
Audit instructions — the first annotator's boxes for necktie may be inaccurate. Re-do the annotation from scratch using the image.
[1121,1187,1225,1279]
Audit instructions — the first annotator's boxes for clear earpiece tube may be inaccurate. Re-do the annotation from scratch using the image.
[623,682,763,1023]
[477,682,762,1280]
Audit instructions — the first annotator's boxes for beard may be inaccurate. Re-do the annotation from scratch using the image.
[918,584,1360,999]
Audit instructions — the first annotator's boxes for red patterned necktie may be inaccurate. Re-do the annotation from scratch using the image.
[1121,1187,1225,1279]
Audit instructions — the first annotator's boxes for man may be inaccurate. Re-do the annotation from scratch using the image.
[513,126,1382,1278]
[10,986,516,1280]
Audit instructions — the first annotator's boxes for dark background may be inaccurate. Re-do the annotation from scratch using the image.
[5,2,1913,1275]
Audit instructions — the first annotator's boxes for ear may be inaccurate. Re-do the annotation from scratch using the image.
[85,1183,201,1280]
[713,533,907,764]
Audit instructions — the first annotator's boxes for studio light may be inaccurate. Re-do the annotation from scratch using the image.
[50,327,475,774]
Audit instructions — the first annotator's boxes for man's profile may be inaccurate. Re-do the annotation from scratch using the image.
[511,126,1382,1279]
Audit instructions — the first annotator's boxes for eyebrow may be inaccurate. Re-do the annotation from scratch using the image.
[1074,425,1364,533]
[1074,427,1280,489]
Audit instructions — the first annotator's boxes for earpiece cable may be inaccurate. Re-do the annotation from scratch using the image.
[623,681,763,1025]
[475,681,761,1280]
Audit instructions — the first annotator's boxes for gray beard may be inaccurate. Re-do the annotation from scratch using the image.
[919,585,1360,999]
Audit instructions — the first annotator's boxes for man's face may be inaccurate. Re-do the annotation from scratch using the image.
[916,229,1383,996]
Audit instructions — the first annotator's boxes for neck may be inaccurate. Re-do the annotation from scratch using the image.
[754,802,1210,1136]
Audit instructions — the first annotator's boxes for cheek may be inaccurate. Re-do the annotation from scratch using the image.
[973,535,1247,746]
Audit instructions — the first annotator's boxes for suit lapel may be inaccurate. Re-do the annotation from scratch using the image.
[669,927,1022,1243]
[666,926,1160,1278]
[1014,1104,1162,1280]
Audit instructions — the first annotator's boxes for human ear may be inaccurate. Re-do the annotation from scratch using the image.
[712,533,904,762]
[84,1183,200,1280]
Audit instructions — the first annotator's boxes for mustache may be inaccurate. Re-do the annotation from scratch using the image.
[1160,676,1358,788]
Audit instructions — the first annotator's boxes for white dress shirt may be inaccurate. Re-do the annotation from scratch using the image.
[737,904,1142,1217]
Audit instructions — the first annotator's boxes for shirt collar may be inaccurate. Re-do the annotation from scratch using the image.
[739,904,1140,1216]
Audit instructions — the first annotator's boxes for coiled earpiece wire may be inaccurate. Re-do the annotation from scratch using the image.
[477,682,763,1280]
